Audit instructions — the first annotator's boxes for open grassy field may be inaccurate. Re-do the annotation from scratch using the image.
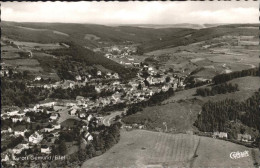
[12,41,62,50]
[123,99,201,132]
[1,51,21,59]
[192,136,260,167]
[82,130,200,168]
[82,130,259,168]
[4,58,40,66]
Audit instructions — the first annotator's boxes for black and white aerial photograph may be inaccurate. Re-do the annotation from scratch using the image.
[1,1,260,168]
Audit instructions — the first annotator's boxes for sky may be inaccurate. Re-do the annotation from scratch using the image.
[1,1,259,24]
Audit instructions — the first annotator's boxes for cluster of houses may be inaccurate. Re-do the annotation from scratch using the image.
[104,45,140,66]
[1,99,99,166]
[29,71,120,90]
[212,132,253,142]
[1,103,61,164]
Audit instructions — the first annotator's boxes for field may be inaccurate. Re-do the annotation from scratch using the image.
[1,51,21,59]
[82,130,259,168]
[146,33,259,79]
[192,136,260,167]
[12,40,62,50]
[4,59,40,66]
[82,130,200,168]
[123,99,201,132]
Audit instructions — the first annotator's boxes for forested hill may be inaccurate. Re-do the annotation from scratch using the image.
[2,21,258,52]
[140,24,259,52]
[1,21,194,48]
[194,89,260,136]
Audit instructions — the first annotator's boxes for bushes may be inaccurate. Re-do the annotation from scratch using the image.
[1,79,49,107]
[2,136,24,152]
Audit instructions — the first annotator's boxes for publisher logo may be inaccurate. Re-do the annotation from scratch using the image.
[230,150,249,159]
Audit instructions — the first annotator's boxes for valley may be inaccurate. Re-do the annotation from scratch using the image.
[1,20,259,168]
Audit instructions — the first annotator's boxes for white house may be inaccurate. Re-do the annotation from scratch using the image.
[84,132,93,141]
[97,71,102,76]
[34,76,42,81]
[29,131,43,144]
[14,129,28,137]
[87,114,93,121]
[76,75,82,81]
[213,132,228,139]
[70,109,77,116]
[106,72,111,76]
[12,117,23,123]
[148,67,153,71]
[7,110,19,116]
[237,134,252,142]
[79,112,86,118]
[50,113,58,120]
[1,153,10,162]
[41,145,51,154]
[44,127,55,133]
[53,124,61,130]
[162,85,170,92]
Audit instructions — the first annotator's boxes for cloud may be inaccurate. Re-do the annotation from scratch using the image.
[189,7,258,24]
[1,1,259,24]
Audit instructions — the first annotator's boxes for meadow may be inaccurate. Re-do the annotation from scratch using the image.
[82,130,200,168]
[82,130,259,168]
[192,136,260,167]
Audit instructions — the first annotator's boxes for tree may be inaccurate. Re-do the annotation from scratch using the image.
[78,149,87,161]
[86,143,96,158]
[114,115,120,121]
[59,141,67,155]
[36,125,41,130]
[165,76,171,83]
[51,145,59,155]
[137,83,142,90]
[136,46,144,55]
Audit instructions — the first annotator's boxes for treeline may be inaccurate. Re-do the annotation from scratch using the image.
[194,90,260,133]
[125,88,174,116]
[184,76,210,89]
[196,83,238,97]
[49,85,97,100]
[213,67,259,85]
[100,103,126,113]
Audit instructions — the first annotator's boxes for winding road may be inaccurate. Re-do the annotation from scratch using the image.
[102,109,126,126]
